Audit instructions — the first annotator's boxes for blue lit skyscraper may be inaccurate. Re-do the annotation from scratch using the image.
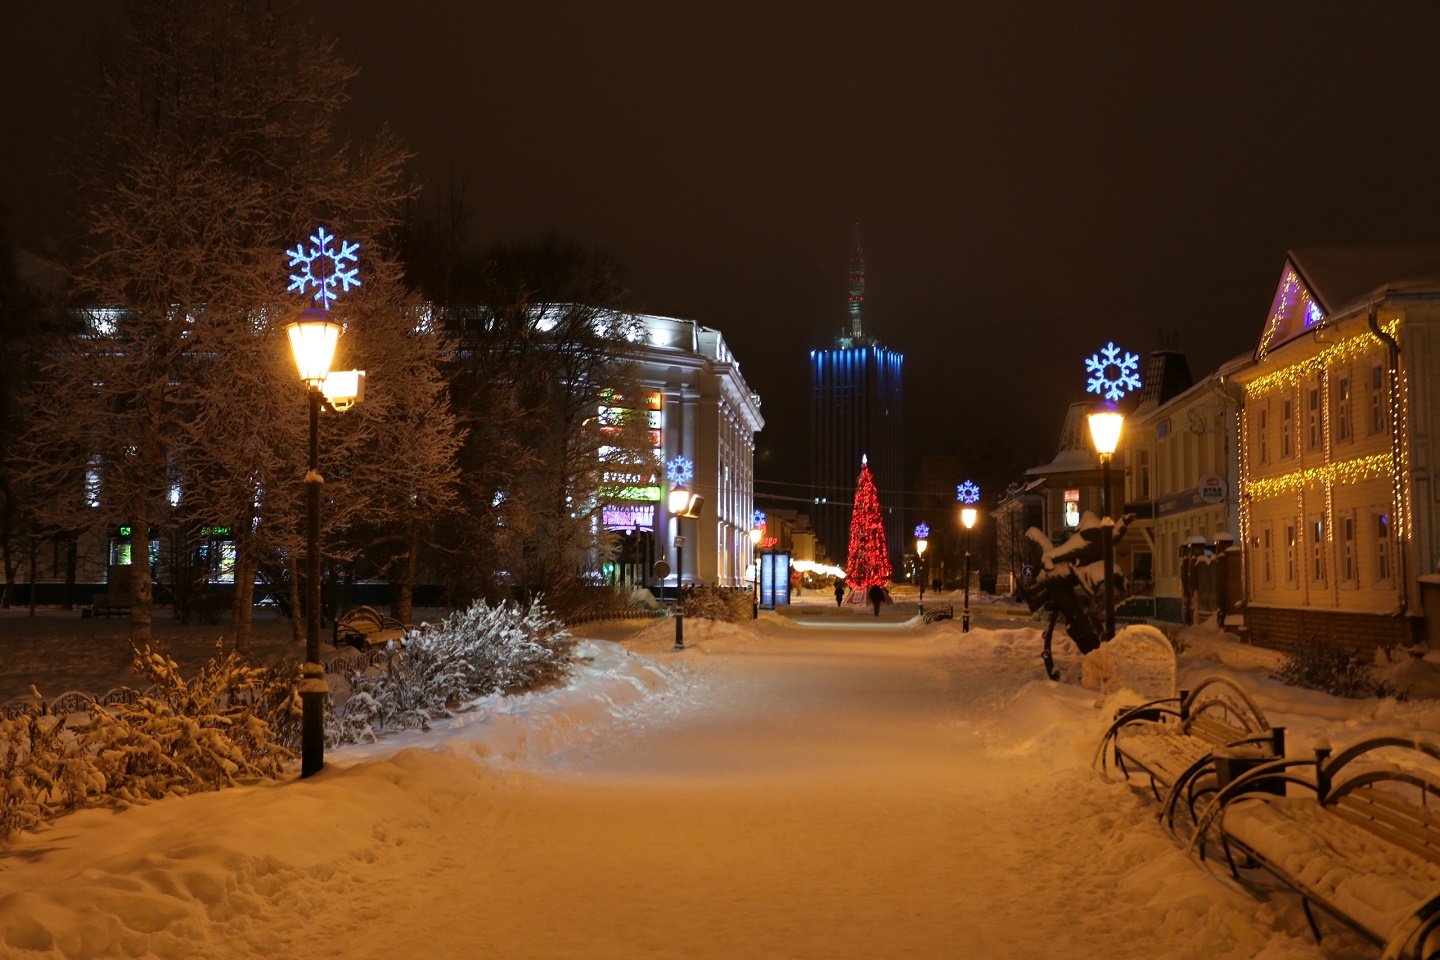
[810,225,905,568]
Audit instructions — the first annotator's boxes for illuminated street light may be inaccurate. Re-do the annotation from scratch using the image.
[285,307,339,778]
[1087,400,1125,642]
[667,479,703,651]
[960,507,978,633]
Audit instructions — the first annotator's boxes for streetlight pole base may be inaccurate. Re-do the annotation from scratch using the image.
[298,665,328,778]
[673,611,685,651]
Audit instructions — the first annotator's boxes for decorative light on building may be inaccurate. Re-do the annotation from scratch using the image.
[752,509,767,530]
[1084,341,1141,401]
[1246,321,1399,398]
[1242,453,1393,501]
[956,480,981,504]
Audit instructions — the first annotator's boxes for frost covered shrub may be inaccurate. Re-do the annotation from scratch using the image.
[680,585,752,622]
[329,599,575,744]
[0,645,291,840]
[86,644,291,800]
[1272,636,1392,699]
[0,692,103,839]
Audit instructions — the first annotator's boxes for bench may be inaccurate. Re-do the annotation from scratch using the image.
[1095,675,1284,835]
[334,605,410,650]
[89,594,132,618]
[921,604,953,624]
[1193,733,1440,959]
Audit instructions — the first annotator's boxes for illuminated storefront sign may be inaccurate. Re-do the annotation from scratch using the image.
[603,504,656,530]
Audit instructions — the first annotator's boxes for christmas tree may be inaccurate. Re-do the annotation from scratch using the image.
[844,455,892,590]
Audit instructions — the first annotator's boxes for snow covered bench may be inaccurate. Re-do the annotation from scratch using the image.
[1095,675,1284,835]
[1195,733,1440,959]
[333,605,409,650]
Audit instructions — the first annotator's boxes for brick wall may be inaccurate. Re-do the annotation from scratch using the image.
[1243,605,1420,658]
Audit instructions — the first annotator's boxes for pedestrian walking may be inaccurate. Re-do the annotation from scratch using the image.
[867,583,884,617]
[834,580,845,606]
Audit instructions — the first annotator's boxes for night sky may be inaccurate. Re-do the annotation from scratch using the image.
[8,2,1440,500]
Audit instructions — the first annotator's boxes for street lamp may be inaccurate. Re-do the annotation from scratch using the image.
[667,479,702,650]
[1087,399,1125,643]
[960,506,977,633]
[286,307,340,779]
[914,522,929,607]
[749,523,763,619]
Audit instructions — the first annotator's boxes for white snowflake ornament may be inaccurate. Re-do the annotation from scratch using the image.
[287,226,361,309]
[1084,341,1141,401]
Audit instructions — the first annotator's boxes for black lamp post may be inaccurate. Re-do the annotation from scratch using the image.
[750,524,763,618]
[668,482,701,651]
[285,308,340,778]
[1087,400,1125,643]
[960,507,977,633]
[915,535,928,608]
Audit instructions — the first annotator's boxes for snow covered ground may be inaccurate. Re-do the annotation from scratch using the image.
[1,602,1437,959]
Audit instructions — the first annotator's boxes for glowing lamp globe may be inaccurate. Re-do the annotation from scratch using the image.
[960,507,978,530]
[916,538,928,557]
[1087,400,1125,457]
[750,526,763,545]
[286,309,342,385]
[668,485,692,515]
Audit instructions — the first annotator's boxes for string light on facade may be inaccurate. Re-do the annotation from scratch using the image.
[1242,453,1393,501]
[1246,321,1399,399]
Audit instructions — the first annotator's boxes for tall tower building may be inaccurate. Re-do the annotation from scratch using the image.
[809,224,905,569]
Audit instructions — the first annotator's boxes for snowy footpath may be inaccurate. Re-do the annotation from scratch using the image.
[2,611,1437,959]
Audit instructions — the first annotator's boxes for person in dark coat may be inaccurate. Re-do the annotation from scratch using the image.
[867,583,885,617]
[833,580,846,606]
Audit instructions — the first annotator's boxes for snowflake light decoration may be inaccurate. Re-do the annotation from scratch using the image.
[956,480,981,504]
[665,455,694,488]
[914,523,930,540]
[752,510,767,529]
[1084,341,1141,401]
[287,226,361,309]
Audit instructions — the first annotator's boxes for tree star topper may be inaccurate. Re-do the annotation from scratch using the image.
[956,480,981,504]
[1085,341,1141,401]
[665,455,694,488]
[287,226,361,309]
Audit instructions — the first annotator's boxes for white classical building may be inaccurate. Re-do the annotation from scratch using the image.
[615,314,765,590]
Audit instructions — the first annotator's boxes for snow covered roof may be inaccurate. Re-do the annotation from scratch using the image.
[1024,401,1099,477]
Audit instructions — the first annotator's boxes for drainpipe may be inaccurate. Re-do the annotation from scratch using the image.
[1369,302,1408,614]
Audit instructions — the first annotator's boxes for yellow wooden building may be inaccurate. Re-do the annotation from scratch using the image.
[1236,249,1440,654]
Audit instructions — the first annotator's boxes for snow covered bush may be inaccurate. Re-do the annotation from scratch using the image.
[0,643,290,840]
[680,585,752,622]
[329,599,575,744]
[0,691,102,839]
[85,643,291,801]
[1272,636,1391,699]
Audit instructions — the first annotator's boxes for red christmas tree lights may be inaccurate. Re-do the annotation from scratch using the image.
[844,456,892,590]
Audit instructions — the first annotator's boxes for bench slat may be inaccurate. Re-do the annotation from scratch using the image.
[1334,796,1440,866]
[1349,785,1440,835]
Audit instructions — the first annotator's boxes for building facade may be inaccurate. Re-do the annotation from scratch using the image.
[622,314,766,590]
[1236,249,1440,654]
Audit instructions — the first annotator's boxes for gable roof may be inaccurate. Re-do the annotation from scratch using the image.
[1257,247,1440,358]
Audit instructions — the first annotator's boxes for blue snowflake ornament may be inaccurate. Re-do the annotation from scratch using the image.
[666,456,694,487]
[287,226,361,309]
[752,510,767,530]
[914,523,930,540]
[956,480,980,505]
[1084,341,1141,401]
